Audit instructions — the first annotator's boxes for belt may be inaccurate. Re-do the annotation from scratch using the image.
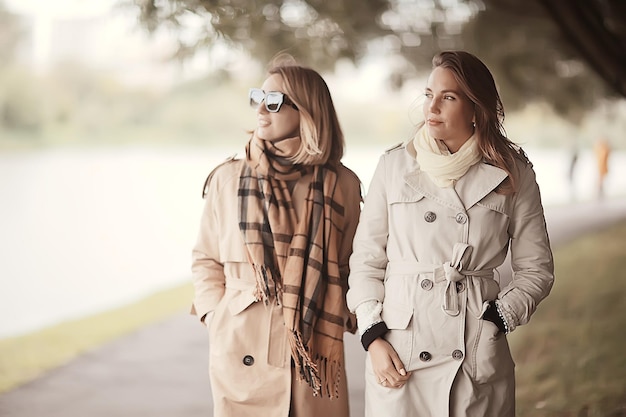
[385,243,493,317]
[224,276,256,291]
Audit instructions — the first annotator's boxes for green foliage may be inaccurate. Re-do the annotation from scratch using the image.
[0,66,45,132]
[130,0,392,70]
[509,221,626,416]
[0,65,414,148]
[0,58,624,149]
[457,0,611,122]
[125,0,622,124]
[0,61,165,146]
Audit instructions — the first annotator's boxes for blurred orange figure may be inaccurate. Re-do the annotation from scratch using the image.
[594,138,611,198]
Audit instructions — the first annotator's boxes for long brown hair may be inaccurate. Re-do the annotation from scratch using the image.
[432,51,527,194]
[268,64,345,165]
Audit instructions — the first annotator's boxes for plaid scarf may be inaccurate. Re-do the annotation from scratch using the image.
[238,134,347,398]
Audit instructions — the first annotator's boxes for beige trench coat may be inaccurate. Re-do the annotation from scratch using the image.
[347,142,554,417]
[192,157,361,417]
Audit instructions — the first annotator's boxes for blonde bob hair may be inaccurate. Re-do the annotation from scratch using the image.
[268,64,345,165]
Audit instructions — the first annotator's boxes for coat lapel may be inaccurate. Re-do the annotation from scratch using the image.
[403,161,508,211]
[404,169,465,212]
[454,162,508,209]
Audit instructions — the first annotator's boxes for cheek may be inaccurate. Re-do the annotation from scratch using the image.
[284,115,300,135]
[461,103,475,123]
[450,108,471,126]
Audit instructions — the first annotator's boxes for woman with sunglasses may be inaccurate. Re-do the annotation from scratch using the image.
[191,59,361,417]
[346,50,554,416]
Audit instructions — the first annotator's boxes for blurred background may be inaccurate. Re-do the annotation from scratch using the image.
[0,0,625,363]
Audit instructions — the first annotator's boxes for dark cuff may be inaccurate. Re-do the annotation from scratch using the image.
[483,300,506,333]
[361,321,389,351]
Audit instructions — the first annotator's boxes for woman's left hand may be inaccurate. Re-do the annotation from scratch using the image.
[368,338,412,388]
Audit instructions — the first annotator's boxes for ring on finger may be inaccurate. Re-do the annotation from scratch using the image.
[379,378,387,385]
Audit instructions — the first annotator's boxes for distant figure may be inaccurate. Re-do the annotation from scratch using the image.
[567,145,579,200]
[594,138,611,199]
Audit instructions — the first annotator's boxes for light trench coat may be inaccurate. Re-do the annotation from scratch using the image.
[191,157,361,417]
[347,142,554,417]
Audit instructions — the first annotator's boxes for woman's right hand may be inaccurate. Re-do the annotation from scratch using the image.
[368,338,412,388]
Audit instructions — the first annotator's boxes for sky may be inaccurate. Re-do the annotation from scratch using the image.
[5,0,114,18]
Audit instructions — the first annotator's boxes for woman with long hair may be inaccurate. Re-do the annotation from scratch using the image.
[347,50,554,416]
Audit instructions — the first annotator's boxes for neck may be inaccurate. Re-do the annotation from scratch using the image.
[442,132,474,154]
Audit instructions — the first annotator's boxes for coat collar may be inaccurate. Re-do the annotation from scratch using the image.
[402,143,508,211]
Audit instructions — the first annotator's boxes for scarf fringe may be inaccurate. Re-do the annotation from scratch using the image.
[252,264,283,305]
[288,330,342,398]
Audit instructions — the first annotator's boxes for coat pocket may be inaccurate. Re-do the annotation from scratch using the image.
[227,289,257,316]
[472,318,515,383]
[381,303,414,368]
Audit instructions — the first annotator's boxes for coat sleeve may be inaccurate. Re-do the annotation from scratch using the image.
[337,166,363,283]
[190,167,228,323]
[499,162,555,330]
[336,165,363,333]
[346,154,390,317]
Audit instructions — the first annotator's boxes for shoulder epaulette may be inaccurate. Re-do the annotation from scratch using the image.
[384,142,404,153]
[201,154,240,198]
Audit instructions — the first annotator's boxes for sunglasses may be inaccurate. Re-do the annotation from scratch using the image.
[249,88,298,113]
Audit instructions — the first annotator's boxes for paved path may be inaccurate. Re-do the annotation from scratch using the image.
[2,197,626,417]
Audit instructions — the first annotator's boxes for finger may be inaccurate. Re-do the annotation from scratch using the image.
[390,352,408,377]
[387,380,405,389]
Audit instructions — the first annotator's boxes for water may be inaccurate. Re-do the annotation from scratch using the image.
[1,145,624,338]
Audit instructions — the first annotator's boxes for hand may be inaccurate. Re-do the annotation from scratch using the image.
[368,338,412,389]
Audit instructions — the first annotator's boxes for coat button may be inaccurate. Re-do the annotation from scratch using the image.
[424,211,437,223]
[420,278,433,291]
[243,355,255,366]
[455,213,467,224]
[419,351,432,361]
[452,349,464,360]
[455,282,465,292]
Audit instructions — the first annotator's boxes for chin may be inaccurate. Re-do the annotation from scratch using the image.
[427,126,442,138]
[255,130,271,141]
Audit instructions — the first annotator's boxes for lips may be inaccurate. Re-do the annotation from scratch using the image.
[257,118,270,127]
[427,118,443,125]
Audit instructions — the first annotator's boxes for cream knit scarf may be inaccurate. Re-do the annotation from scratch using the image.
[413,126,482,187]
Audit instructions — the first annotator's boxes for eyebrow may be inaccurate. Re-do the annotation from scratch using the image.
[425,87,462,95]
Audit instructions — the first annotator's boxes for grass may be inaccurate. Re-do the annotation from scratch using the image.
[510,221,626,417]
[0,282,193,393]
[1,223,626,415]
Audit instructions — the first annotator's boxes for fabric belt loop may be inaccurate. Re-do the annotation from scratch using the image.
[441,243,471,316]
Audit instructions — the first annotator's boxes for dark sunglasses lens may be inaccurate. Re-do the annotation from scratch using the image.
[249,89,264,109]
[265,92,283,112]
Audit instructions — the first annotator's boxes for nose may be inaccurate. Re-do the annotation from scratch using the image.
[256,99,268,115]
[428,97,440,114]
